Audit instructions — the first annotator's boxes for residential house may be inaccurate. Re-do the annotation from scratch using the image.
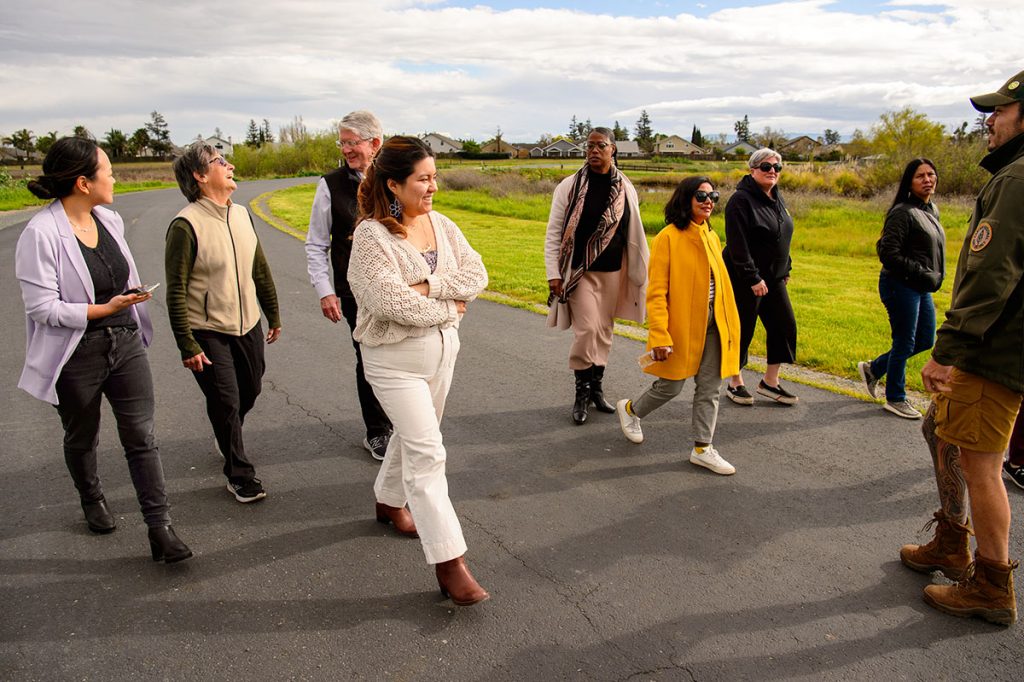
[421,133,463,155]
[722,140,758,157]
[541,139,583,158]
[480,139,517,158]
[780,135,822,159]
[614,140,642,158]
[653,135,706,157]
[204,135,234,157]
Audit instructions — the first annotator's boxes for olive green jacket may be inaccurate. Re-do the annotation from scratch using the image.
[932,132,1024,392]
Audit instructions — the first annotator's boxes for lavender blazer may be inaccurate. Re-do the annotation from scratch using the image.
[15,200,153,404]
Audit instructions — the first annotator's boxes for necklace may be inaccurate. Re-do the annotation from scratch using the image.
[68,215,95,233]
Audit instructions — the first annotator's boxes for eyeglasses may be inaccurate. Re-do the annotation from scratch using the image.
[208,156,230,167]
[337,138,369,149]
[585,142,611,151]
[694,190,720,203]
[756,162,783,173]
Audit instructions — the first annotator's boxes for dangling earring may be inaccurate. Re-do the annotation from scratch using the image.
[389,196,403,221]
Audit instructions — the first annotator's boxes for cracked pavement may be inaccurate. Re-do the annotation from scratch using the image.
[1,178,1021,680]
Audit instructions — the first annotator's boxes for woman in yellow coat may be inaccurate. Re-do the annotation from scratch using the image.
[615,177,741,475]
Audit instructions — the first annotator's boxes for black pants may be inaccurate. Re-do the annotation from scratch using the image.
[192,324,265,484]
[733,278,797,369]
[340,295,392,440]
[55,326,170,528]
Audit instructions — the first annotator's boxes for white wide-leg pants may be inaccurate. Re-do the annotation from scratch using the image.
[361,327,467,565]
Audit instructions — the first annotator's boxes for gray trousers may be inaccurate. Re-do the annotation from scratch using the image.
[631,321,723,445]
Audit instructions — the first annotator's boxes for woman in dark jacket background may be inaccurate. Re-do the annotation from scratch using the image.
[722,147,799,406]
[858,158,945,419]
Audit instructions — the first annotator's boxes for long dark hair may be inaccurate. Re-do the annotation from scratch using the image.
[26,137,101,200]
[357,136,434,237]
[664,175,714,230]
[889,158,937,211]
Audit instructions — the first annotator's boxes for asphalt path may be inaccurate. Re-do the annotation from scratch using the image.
[1,180,1021,680]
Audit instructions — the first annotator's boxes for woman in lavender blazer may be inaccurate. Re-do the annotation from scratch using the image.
[15,137,191,563]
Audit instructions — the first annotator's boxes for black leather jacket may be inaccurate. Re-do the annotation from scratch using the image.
[876,197,946,293]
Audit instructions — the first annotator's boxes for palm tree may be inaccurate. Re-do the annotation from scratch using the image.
[103,129,129,159]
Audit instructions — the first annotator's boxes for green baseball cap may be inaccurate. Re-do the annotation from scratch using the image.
[971,69,1024,112]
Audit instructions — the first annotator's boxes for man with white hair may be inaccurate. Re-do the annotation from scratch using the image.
[305,110,392,460]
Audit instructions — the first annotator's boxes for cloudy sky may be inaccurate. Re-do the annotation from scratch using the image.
[2,0,1022,146]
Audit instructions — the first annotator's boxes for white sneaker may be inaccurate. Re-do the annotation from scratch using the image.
[616,399,643,444]
[689,445,735,475]
[884,400,921,419]
[857,361,879,400]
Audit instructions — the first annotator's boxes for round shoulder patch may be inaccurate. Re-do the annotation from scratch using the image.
[970,222,993,252]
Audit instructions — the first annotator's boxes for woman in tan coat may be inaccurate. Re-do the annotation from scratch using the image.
[615,177,741,475]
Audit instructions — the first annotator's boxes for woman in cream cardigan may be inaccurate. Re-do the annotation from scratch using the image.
[348,136,489,606]
[615,177,741,475]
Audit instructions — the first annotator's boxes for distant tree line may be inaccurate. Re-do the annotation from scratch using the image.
[2,111,174,165]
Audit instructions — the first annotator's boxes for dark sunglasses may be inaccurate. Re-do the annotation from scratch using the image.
[756,162,783,173]
[694,190,720,203]
[208,156,230,167]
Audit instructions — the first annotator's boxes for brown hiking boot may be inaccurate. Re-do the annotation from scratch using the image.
[899,510,972,580]
[923,553,1019,625]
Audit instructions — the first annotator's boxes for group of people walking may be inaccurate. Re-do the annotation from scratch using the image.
[14,68,1024,622]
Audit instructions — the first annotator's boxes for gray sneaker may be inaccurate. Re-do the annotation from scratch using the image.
[616,399,644,444]
[884,400,921,419]
[858,361,879,399]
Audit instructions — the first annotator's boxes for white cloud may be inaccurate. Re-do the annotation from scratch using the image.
[1,0,1022,143]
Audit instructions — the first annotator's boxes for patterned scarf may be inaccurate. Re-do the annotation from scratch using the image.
[555,165,627,302]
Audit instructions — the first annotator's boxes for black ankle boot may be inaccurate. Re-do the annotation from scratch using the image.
[573,369,591,425]
[148,526,193,563]
[589,365,615,413]
[82,498,116,534]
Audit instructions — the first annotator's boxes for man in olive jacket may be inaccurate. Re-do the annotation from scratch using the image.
[905,69,1024,626]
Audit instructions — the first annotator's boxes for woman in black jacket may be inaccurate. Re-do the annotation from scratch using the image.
[858,158,945,419]
[722,148,799,405]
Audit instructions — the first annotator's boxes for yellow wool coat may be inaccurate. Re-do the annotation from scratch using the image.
[645,221,741,381]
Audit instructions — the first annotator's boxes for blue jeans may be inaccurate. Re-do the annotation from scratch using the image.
[869,271,935,402]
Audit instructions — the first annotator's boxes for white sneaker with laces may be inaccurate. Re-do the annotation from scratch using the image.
[689,445,736,475]
[616,399,643,444]
[884,400,921,419]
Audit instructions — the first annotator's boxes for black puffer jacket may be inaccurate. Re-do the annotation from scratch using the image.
[876,197,945,293]
[722,174,794,286]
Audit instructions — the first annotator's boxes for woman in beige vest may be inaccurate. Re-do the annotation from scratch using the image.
[165,141,281,504]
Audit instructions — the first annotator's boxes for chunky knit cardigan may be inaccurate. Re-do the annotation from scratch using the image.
[347,212,487,347]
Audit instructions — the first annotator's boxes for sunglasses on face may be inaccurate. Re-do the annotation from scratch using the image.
[207,156,230,167]
[756,162,783,173]
[585,141,611,151]
[694,190,720,203]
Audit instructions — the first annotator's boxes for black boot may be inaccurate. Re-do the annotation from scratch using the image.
[589,365,615,413]
[82,498,116,534]
[148,526,193,563]
[572,369,591,425]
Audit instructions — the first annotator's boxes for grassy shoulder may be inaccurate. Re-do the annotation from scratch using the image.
[257,180,966,393]
[0,181,178,212]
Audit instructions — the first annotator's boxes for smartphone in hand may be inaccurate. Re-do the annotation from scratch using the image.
[125,283,160,295]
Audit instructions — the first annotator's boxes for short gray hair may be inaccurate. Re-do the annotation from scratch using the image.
[339,110,382,141]
[748,147,782,168]
[173,141,216,203]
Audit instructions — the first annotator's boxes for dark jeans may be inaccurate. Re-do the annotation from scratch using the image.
[868,271,935,402]
[192,324,265,485]
[340,295,392,440]
[733,277,797,369]
[54,327,170,528]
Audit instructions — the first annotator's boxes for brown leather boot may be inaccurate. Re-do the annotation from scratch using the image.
[375,502,418,538]
[435,555,490,606]
[899,510,972,580]
[923,553,1019,625]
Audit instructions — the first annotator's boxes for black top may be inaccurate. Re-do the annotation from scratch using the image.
[77,215,136,331]
[876,196,945,293]
[323,164,362,298]
[722,174,794,286]
[570,169,627,272]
